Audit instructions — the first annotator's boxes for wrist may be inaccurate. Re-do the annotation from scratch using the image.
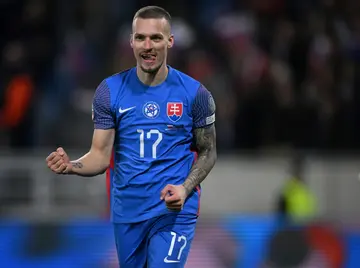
[182,183,192,196]
[62,162,74,174]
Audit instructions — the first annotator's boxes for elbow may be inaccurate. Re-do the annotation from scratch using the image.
[211,148,217,166]
[198,147,217,167]
[91,155,110,175]
[90,149,111,175]
[99,161,110,174]
[202,147,217,168]
[103,159,111,170]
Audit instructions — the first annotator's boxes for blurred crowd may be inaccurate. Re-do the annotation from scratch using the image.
[2,0,360,152]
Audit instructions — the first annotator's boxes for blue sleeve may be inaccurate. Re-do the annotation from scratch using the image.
[192,84,216,128]
[92,80,115,129]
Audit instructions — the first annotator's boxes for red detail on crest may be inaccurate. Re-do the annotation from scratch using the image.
[167,102,183,121]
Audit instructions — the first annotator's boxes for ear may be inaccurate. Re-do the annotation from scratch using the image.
[129,34,134,48]
[168,34,174,49]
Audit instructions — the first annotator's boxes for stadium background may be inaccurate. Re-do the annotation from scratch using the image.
[1,0,360,267]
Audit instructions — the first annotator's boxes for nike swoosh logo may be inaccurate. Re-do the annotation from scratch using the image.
[119,106,136,113]
[163,256,180,263]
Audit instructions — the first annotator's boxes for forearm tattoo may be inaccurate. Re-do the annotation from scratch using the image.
[71,161,83,169]
[183,124,217,195]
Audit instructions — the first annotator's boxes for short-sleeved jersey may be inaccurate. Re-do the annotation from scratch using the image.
[93,66,215,223]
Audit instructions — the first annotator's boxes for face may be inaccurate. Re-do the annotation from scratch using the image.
[131,18,174,74]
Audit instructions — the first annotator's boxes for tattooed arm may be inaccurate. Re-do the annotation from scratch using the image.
[182,84,217,195]
[67,129,115,176]
[159,85,216,209]
[183,124,217,195]
[46,129,114,176]
[69,80,115,176]
[46,80,115,177]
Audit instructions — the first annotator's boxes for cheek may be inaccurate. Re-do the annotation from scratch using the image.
[132,46,140,55]
[156,45,168,56]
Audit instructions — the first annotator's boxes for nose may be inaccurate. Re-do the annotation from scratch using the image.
[143,38,152,50]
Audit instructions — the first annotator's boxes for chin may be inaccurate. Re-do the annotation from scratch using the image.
[141,66,159,74]
[140,65,160,74]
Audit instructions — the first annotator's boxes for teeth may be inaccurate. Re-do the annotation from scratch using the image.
[142,54,155,59]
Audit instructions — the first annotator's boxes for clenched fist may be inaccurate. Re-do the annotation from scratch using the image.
[46,147,71,174]
[160,184,188,211]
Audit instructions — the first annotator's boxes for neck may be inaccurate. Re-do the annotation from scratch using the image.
[137,63,168,86]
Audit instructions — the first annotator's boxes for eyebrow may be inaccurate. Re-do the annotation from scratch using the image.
[134,33,164,38]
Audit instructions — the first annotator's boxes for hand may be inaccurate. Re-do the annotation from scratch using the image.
[46,147,71,174]
[160,184,188,211]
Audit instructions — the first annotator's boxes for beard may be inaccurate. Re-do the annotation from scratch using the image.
[140,59,163,74]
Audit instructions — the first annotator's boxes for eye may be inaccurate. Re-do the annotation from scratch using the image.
[135,35,145,41]
[151,35,163,41]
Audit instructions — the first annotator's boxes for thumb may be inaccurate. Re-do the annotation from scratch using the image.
[57,147,65,156]
[57,147,69,162]
[160,185,172,200]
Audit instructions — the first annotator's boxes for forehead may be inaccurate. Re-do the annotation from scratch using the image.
[132,18,170,35]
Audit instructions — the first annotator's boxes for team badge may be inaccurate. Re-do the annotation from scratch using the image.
[143,101,160,119]
[167,102,183,122]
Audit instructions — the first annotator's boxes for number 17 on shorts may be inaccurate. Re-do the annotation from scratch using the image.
[148,230,194,267]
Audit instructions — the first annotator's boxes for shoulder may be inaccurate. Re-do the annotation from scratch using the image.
[104,67,134,88]
[93,68,134,111]
[169,67,201,96]
[102,67,135,105]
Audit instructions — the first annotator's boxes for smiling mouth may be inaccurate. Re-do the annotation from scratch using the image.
[141,54,156,61]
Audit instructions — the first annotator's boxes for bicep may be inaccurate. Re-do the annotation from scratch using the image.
[192,84,217,152]
[91,79,115,158]
[92,80,115,129]
[192,84,216,128]
[90,129,115,158]
[193,124,216,153]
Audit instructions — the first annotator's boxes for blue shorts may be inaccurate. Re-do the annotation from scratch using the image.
[113,213,197,268]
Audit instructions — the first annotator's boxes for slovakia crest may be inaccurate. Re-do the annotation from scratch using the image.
[143,101,160,119]
[167,102,183,122]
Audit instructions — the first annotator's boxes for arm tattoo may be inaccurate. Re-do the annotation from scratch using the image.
[71,161,83,169]
[183,124,217,196]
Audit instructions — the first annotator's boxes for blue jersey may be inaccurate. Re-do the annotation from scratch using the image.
[92,66,215,223]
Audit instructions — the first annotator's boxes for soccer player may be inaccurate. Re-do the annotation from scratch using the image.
[46,6,217,268]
